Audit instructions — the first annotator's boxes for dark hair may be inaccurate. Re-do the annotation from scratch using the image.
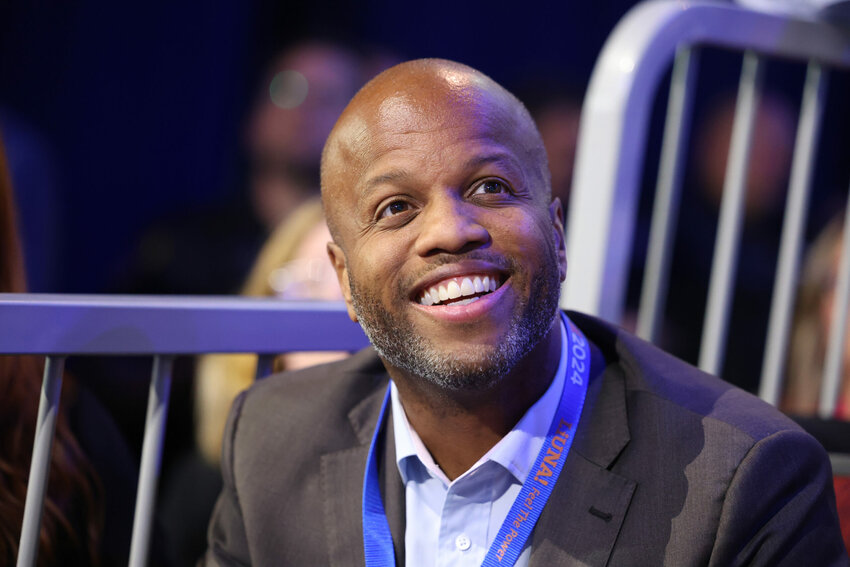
[0,135,103,565]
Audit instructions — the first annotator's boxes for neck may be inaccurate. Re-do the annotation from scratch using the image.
[388,317,563,480]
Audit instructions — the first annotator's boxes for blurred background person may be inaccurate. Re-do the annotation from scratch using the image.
[121,40,366,296]
[158,198,346,566]
[784,215,850,418]
[195,198,346,466]
[659,91,797,392]
[696,93,796,221]
[781,214,850,554]
[246,42,362,233]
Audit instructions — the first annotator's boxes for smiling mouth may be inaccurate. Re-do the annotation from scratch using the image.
[418,274,501,306]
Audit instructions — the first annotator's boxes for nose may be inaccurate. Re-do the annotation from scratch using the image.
[413,193,491,257]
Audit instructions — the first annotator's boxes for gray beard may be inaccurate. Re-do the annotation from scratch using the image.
[347,254,562,392]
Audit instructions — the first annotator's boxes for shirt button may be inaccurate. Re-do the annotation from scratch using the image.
[455,534,471,551]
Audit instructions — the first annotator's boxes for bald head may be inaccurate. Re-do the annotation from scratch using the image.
[320,58,551,246]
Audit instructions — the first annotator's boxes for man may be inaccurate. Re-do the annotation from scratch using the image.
[204,59,847,566]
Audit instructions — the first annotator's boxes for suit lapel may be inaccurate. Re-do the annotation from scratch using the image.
[529,453,635,566]
[529,339,636,566]
[322,443,371,567]
[321,375,405,567]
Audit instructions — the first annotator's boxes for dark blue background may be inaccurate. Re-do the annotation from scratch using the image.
[0,0,637,292]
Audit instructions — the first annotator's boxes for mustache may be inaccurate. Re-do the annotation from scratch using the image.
[424,251,515,271]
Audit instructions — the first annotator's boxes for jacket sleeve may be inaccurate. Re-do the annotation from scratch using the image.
[201,391,252,567]
[709,428,849,566]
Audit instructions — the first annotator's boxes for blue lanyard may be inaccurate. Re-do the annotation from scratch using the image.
[362,314,591,567]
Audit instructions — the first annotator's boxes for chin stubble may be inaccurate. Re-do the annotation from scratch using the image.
[347,253,561,392]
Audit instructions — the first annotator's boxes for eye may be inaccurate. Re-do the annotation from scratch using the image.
[379,200,411,219]
[472,179,510,195]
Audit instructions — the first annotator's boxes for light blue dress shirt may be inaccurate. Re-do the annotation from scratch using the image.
[390,313,569,567]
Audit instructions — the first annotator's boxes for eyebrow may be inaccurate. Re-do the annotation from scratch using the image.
[357,151,523,205]
[362,170,411,193]
[462,153,520,173]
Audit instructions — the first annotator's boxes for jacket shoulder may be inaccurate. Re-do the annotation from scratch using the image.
[231,346,388,446]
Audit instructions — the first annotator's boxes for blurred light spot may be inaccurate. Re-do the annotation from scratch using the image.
[270,70,309,109]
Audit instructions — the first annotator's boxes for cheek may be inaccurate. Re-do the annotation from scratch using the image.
[350,237,410,294]
[492,210,557,260]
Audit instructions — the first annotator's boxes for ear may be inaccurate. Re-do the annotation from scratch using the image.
[327,241,358,322]
[549,198,567,282]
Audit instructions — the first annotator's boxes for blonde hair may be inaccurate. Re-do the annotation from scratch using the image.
[195,198,342,465]
[241,199,325,297]
[783,217,845,416]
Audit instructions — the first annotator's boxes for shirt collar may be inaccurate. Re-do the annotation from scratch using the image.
[391,313,569,486]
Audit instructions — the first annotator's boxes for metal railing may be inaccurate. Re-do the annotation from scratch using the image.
[0,294,368,567]
[561,0,850,415]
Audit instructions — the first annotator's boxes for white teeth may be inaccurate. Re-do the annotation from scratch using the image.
[460,278,474,296]
[419,274,501,306]
[447,281,461,299]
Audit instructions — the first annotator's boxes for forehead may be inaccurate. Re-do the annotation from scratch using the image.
[341,83,532,183]
[372,100,514,159]
[374,72,516,136]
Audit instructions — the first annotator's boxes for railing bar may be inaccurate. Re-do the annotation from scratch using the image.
[128,355,173,567]
[637,45,700,342]
[699,50,764,376]
[17,356,66,567]
[820,201,850,417]
[255,354,275,381]
[0,298,367,355]
[759,61,828,405]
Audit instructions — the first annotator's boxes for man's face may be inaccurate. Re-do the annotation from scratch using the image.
[326,79,566,390]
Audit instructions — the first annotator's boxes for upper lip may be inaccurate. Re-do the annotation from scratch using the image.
[409,260,509,301]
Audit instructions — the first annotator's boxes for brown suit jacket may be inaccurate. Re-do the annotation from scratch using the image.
[204,312,848,566]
